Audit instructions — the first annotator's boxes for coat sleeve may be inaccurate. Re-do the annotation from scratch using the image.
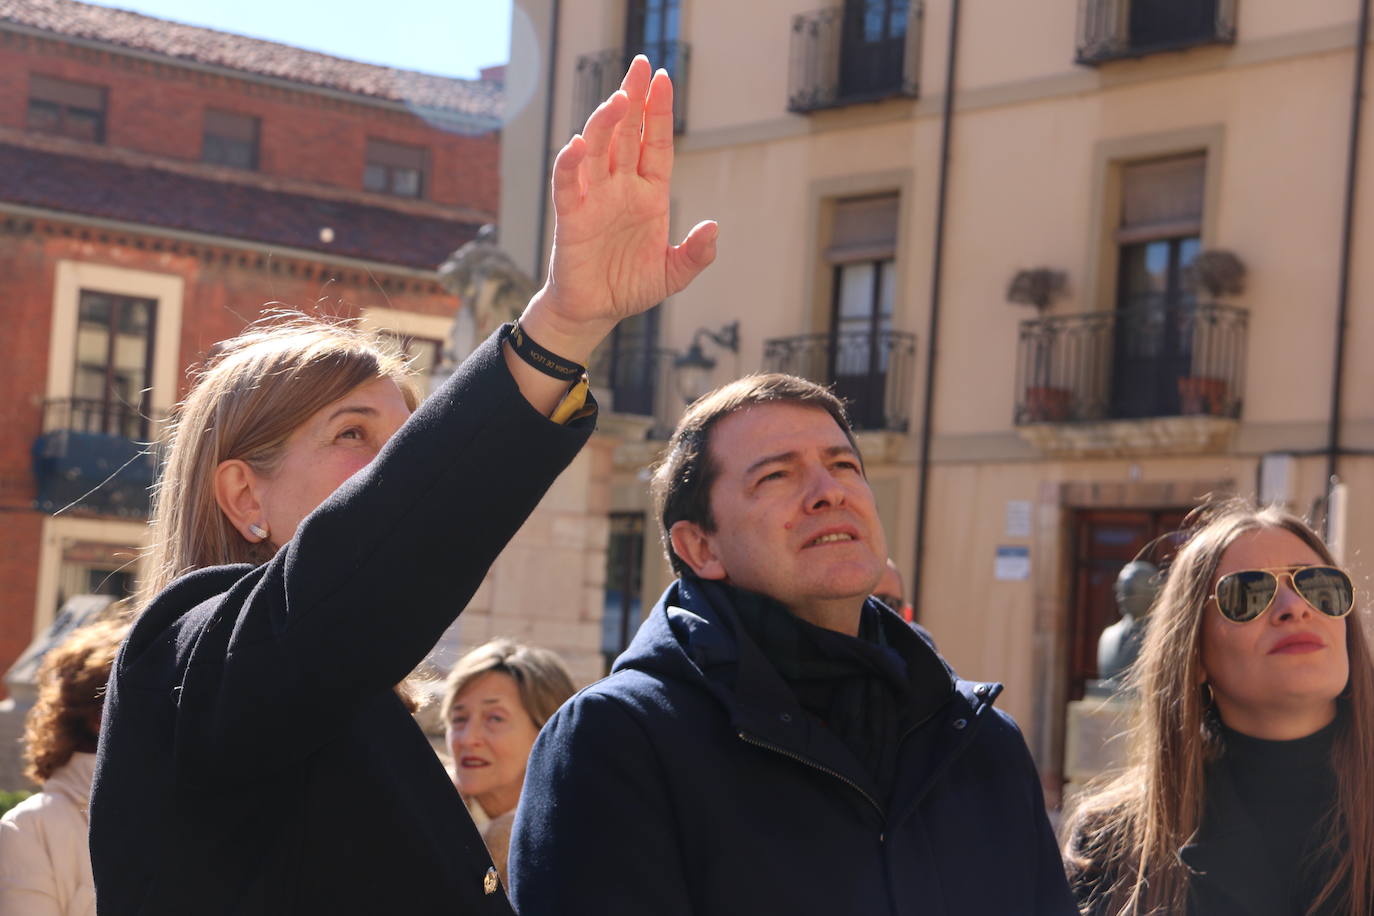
[1002,712,1079,916]
[0,798,65,916]
[146,327,596,777]
[508,689,695,916]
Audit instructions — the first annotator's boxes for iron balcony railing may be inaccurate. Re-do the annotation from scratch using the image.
[589,344,680,438]
[763,329,917,432]
[33,397,163,518]
[572,41,690,135]
[1013,300,1247,425]
[1076,0,1237,66]
[788,1,923,113]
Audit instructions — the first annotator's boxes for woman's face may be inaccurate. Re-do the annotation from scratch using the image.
[255,376,412,545]
[447,671,541,818]
[1200,526,1350,739]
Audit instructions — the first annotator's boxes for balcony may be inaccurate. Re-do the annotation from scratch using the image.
[588,344,680,439]
[573,41,691,135]
[763,329,917,432]
[1013,301,1247,454]
[788,1,923,113]
[1076,0,1237,66]
[32,398,159,518]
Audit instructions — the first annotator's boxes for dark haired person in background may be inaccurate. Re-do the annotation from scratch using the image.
[510,374,1074,915]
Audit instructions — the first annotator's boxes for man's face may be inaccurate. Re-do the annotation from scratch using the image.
[672,403,887,620]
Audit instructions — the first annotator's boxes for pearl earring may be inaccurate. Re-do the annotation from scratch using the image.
[248,523,269,540]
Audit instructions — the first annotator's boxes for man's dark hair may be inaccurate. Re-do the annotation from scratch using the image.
[651,373,859,576]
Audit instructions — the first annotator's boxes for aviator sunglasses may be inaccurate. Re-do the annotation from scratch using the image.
[1211,565,1355,623]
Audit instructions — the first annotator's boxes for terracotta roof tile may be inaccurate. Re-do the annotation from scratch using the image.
[0,0,502,125]
[0,143,480,271]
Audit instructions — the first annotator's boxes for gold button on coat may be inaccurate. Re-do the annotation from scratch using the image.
[483,866,500,895]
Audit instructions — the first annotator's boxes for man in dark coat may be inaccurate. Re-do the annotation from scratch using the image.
[509,375,1076,915]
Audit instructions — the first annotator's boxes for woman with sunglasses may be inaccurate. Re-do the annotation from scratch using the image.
[1062,502,1374,916]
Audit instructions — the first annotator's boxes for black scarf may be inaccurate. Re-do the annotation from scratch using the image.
[727,585,916,799]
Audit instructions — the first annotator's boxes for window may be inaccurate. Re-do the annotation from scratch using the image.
[826,194,898,429]
[56,540,137,614]
[598,309,660,417]
[364,139,427,198]
[202,109,259,169]
[601,513,646,673]
[28,74,106,142]
[71,290,157,438]
[379,330,444,396]
[839,0,913,100]
[1111,154,1205,418]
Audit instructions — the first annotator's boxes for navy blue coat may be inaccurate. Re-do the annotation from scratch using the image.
[89,329,594,915]
[510,577,1076,915]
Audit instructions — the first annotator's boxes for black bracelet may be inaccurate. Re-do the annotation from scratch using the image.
[505,321,587,381]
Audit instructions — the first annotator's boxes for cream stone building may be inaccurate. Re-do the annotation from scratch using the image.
[499,0,1374,801]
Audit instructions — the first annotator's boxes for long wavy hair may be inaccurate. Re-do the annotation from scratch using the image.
[136,312,419,610]
[1062,502,1374,915]
[23,618,130,784]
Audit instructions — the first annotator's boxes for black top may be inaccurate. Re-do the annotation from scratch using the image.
[1182,717,1344,916]
[89,327,595,915]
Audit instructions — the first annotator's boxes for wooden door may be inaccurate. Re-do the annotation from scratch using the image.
[1067,508,1188,701]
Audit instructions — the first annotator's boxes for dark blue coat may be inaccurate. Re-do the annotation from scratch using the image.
[510,577,1076,915]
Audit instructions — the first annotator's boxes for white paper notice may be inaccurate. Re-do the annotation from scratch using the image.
[1005,500,1032,538]
[994,545,1030,581]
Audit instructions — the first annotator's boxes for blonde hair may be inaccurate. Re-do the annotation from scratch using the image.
[23,618,130,784]
[441,640,576,730]
[1062,501,1374,915]
[136,312,419,610]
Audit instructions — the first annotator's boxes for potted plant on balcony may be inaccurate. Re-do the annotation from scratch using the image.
[1177,250,1245,417]
[1008,268,1072,421]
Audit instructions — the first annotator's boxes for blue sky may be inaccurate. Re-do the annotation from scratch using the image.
[85,0,513,80]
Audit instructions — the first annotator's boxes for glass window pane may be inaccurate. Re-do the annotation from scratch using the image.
[878,258,896,320]
[837,262,876,323]
[65,108,103,142]
[363,164,388,192]
[392,167,421,197]
[27,99,61,133]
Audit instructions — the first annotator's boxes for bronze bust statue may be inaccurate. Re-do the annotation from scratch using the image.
[1096,560,1160,687]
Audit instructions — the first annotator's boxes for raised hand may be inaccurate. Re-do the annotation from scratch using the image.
[519,56,718,366]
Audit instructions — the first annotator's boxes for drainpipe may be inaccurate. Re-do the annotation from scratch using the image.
[1325,0,1370,538]
[534,0,562,281]
[910,0,961,623]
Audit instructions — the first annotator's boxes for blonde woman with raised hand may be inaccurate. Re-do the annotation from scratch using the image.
[1063,502,1374,916]
[88,56,716,916]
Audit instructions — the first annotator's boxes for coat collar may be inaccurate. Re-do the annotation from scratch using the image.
[618,577,996,814]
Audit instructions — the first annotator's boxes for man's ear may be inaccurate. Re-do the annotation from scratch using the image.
[213,459,268,543]
[669,521,727,580]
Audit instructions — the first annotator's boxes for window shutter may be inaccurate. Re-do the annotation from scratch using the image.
[1118,154,1205,241]
[826,194,899,263]
[29,74,105,110]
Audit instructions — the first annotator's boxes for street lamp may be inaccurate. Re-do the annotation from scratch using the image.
[674,321,740,404]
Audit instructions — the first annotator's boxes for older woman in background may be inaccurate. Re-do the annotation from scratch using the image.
[0,618,129,916]
[444,640,575,885]
[1063,503,1374,915]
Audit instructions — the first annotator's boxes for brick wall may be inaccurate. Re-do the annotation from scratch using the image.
[0,32,499,217]
[0,222,462,694]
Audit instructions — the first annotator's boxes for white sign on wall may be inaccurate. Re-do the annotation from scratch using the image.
[994,545,1030,581]
[1005,500,1033,538]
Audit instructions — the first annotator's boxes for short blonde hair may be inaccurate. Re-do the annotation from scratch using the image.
[441,640,575,729]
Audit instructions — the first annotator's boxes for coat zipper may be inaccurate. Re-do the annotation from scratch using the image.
[736,730,885,821]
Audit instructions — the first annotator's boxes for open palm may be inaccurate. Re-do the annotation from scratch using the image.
[535,57,717,345]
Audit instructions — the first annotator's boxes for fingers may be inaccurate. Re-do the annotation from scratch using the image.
[550,134,587,216]
[611,56,651,174]
[580,90,629,185]
[664,220,719,296]
[638,69,675,183]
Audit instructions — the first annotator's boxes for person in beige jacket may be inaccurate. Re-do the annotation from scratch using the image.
[0,619,127,916]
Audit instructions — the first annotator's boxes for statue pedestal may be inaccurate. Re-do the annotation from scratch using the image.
[1064,685,1137,798]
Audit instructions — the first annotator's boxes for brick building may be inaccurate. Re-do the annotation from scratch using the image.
[0,0,501,695]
